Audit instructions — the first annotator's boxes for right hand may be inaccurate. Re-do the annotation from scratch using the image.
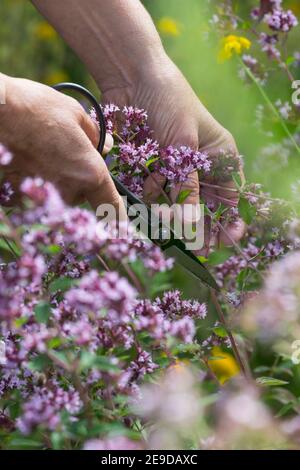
[0,74,126,218]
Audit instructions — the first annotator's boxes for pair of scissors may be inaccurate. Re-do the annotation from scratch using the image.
[53,82,218,291]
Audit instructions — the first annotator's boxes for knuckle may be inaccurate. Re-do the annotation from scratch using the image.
[179,130,199,149]
[90,126,100,148]
[83,161,102,188]
[222,130,238,155]
[71,98,84,116]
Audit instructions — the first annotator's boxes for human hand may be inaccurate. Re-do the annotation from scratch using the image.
[102,57,246,245]
[0,74,126,218]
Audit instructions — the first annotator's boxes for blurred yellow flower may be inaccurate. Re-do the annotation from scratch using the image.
[157,17,181,37]
[208,347,240,385]
[44,71,69,86]
[35,22,57,41]
[171,359,189,373]
[219,35,251,62]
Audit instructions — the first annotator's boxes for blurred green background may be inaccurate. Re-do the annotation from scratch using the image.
[0,0,299,196]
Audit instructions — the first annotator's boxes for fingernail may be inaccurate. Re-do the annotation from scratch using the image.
[103,133,114,154]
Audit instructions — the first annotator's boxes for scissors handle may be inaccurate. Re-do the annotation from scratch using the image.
[52,82,107,155]
[53,82,160,206]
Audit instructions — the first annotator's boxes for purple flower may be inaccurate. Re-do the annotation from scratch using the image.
[251,1,283,19]
[154,290,207,319]
[264,240,285,258]
[118,173,144,197]
[142,245,174,273]
[215,242,260,289]
[275,99,292,120]
[242,54,258,68]
[104,229,174,274]
[0,143,13,166]
[21,324,54,353]
[84,436,142,450]
[117,138,159,173]
[0,181,14,204]
[17,253,46,286]
[134,299,169,339]
[128,348,158,380]
[65,270,136,322]
[122,105,149,137]
[293,52,300,67]
[17,385,82,435]
[158,146,211,186]
[62,319,95,346]
[169,316,196,343]
[265,8,298,32]
[61,207,107,254]
[20,177,65,226]
[259,33,281,59]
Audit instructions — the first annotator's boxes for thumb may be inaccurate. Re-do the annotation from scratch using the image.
[79,112,126,220]
[80,110,114,154]
[84,151,127,222]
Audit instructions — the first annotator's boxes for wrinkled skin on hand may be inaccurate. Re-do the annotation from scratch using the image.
[0,75,125,218]
[102,59,246,247]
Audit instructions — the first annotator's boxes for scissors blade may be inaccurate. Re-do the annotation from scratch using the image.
[165,244,219,290]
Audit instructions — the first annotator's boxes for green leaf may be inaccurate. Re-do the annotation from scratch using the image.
[50,350,70,369]
[145,156,159,167]
[0,236,21,257]
[197,256,208,264]
[237,267,261,291]
[28,354,51,372]
[34,301,51,324]
[44,244,61,255]
[208,248,233,265]
[149,271,172,297]
[176,189,192,204]
[49,277,76,293]
[238,197,256,225]
[241,21,251,30]
[232,172,242,189]
[79,351,96,370]
[51,432,64,450]
[8,437,42,450]
[79,351,120,373]
[0,223,11,236]
[276,403,294,418]
[47,337,63,350]
[214,203,227,220]
[286,56,296,65]
[213,325,228,338]
[14,317,28,328]
[256,376,289,387]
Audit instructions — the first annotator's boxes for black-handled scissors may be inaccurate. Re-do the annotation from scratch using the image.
[53,82,218,291]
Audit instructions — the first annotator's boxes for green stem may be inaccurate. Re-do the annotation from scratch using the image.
[239,58,300,156]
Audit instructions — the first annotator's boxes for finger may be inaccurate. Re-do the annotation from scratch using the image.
[69,125,127,221]
[79,111,100,148]
[219,218,247,245]
[143,171,167,204]
[79,111,114,155]
[85,156,127,222]
[103,133,114,155]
